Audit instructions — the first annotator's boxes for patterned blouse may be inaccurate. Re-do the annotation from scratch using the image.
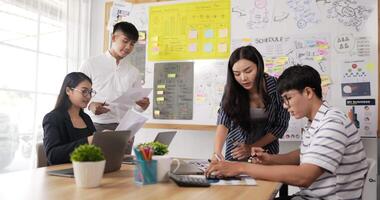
[217,74,290,161]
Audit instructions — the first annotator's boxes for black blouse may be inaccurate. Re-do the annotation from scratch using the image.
[42,108,96,165]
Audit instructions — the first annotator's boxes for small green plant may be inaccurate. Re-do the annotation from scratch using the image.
[138,141,169,155]
[70,144,105,162]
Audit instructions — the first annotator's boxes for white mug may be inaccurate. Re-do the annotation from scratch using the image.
[152,155,172,182]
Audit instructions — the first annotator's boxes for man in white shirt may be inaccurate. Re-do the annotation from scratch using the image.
[80,22,149,153]
[206,65,368,200]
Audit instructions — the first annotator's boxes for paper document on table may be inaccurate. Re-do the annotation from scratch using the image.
[115,109,149,139]
[112,88,152,105]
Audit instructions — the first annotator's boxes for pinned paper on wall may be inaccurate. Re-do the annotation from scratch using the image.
[148,0,230,60]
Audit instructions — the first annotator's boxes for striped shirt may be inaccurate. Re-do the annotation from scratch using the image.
[217,74,290,160]
[297,102,368,200]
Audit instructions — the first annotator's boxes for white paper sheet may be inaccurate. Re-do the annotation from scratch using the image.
[115,109,148,139]
[112,88,152,106]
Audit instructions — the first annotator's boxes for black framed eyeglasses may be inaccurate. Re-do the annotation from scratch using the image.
[71,88,96,97]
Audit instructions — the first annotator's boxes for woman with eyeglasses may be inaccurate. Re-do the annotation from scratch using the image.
[43,72,97,165]
[212,45,290,162]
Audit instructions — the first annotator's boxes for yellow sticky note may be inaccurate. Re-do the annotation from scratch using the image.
[168,73,176,78]
[242,38,252,43]
[188,30,198,39]
[138,32,146,41]
[154,110,160,116]
[313,56,324,62]
[217,43,227,53]
[157,90,164,95]
[157,85,166,89]
[218,29,228,38]
[320,75,332,86]
[156,97,165,102]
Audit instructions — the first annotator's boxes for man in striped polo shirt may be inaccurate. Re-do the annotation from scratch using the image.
[206,65,368,199]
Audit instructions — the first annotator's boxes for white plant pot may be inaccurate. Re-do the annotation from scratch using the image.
[73,160,106,188]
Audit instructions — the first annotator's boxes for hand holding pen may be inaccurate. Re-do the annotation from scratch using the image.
[248,147,270,164]
[88,98,110,115]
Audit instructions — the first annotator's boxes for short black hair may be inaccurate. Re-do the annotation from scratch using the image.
[277,65,322,99]
[112,21,139,41]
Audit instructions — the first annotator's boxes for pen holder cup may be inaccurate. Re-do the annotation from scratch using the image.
[134,160,157,185]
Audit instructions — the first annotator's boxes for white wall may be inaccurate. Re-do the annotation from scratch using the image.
[89,0,106,57]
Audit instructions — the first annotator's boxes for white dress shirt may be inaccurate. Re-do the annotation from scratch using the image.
[80,51,143,124]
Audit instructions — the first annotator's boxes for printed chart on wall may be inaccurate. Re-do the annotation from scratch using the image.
[153,62,194,120]
[231,0,378,137]
[148,0,231,61]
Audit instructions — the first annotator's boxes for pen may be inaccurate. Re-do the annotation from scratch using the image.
[102,97,107,106]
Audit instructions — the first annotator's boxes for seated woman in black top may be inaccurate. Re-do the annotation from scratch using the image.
[43,72,96,165]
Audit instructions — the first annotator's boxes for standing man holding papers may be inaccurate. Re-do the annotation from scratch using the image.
[80,22,150,153]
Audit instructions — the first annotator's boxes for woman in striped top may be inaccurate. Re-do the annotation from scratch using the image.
[213,46,289,161]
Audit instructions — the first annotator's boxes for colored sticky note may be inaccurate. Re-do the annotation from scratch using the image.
[154,110,160,116]
[157,91,164,95]
[188,43,197,52]
[138,31,146,41]
[188,30,198,39]
[313,56,324,62]
[320,75,332,86]
[217,43,227,53]
[156,97,165,102]
[243,38,252,43]
[204,29,214,38]
[218,29,228,38]
[204,43,213,52]
[168,73,176,78]
[157,85,166,89]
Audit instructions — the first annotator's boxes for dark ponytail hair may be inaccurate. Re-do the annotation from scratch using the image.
[222,45,270,132]
[54,72,92,111]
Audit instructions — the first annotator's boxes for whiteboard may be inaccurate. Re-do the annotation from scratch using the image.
[106,0,378,136]
[231,0,378,137]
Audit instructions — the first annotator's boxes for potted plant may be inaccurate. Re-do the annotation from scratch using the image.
[70,144,106,188]
[138,141,169,156]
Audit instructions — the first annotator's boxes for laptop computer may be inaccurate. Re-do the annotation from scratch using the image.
[154,131,177,146]
[48,130,130,177]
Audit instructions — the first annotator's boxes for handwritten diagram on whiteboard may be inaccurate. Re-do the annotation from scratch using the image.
[148,1,230,61]
[231,0,378,137]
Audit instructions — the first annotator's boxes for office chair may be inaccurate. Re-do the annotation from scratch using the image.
[36,142,47,168]
[362,158,376,199]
